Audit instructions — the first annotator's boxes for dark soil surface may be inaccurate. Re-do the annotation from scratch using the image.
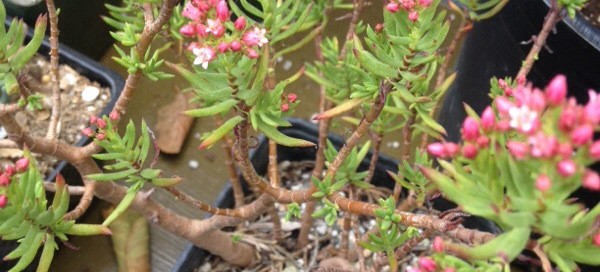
[581,0,600,28]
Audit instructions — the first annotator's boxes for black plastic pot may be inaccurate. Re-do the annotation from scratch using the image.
[439,0,600,208]
[0,19,124,272]
[172,118,498,272]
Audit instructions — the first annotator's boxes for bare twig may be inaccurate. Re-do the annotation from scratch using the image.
[393,113,415,201]
[515,0,562,80]
[45,0,61,139]
[44,182,86,195]
[268,139,283,242]
[215,115,245,208]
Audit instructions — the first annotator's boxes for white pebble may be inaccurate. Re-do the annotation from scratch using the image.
[0,127,6,139]
[194,132,201,139]
[282,60,293,71]
[188,160,199,169]
[81,86,100,102]
[316,224,327,235]
[60,73,77,88]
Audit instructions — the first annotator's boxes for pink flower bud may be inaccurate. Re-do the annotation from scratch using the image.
[196,24,208,37]
[281,103,289,112]
[593,233,600,247]
[96,118,107,129]
[476,136,489,148]
[432,236,444,252]
[419,0,432,7]
[198,2,210,12]
[463,143,478,159]
[401,0,416,9]
[230,41,242,52]
[535,174,551,192]
[495,120,510,132]
[5,165,15,176]
[246,48,259,59]
[557,159,577,177]
[217,42,230,53]
[495,96,514,116]
[480,106,495,131]
[545,75,567,106]
[461,117,480,141]
[96,133,106,141]
[558,105,578,132]
[583,170,600,191]
[386,3,400,12]
[570,124,594,146]
[375,23,384,32]
[109,110,119,121]
[444,142,460,157]
[216,0,229,21]
[418,257,437,272]
[589,141,600,160]
[180,24,197,37]
[584,90,600,124]
[15,158,29,173]
[498,79,508,90]
[558,142,573,159]
[507,141,528,159]
[517,75,526,86]
[288,93,298,103]
[427,142,445,157]
[182,2,202,20]
[82,127,94,137]
[90,115,98,125]
[408,10,419,22]
[0,195,7,208]
[0,173,9,186]
[234,16,246,30]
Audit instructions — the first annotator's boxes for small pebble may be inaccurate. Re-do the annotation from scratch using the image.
[81,86,100,102]
[188,160,199,169]
[316,224,327,235]
[282,60,293,71]
[59,73,77,87]
[0,127,6,139]
[194,132,201,139]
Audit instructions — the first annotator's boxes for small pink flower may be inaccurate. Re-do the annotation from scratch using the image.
[461,117,480,141]
[583,170,600,191]
[408,10,419,22]
[432,236,444,252]
[545,75,567,106]
[589,141,600,160]
[498,79,508,90]
[400,0,416,9]
[82,127,94,137]
[288,93,298,103]
[216,0,229,21]
[480,106,495,131]
[418,257,437,272]
[570,124,594,146]
[463,143,478,159]
[536,174,551,192]
[230,41,242,52]
[205,19,225,37]
[509,105,538,134]
[427,142,445,157]
[15,158,29,173]
[281,103,289,112]
[557,159,577,177]
[217,42,230,53]
[4,165,14,176]
[419,0,432,7]
[180,24,197,37]
[375,23,384,32]
[196,24,208,37]
[182,2,202,20]
[528,133,557,158]
[0,173,9,186]
[0,195,7,208]
[197,2,211,12]
[90,115,98,125]
[192,46,216,69]
[495,120,510,132]
[584,90,600,124]
[593,233,600,247]
[444,142,460,157]
[109,110,119,121]
[557,142,573,159]
[234,16,246,30]
[242,27,269,47]
[514,86,545,111]
[476,136,489,148]
[96,118,107,129]
[559,101,579,132]
[507,141,529,159]
[96,133,106,141]
[246,48,259,59]
[386,2,400,12]
[495,96,514,116]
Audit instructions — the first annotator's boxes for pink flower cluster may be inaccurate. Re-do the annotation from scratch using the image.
[385,0,432,22]
[427,75,600,192]
[0,159,28,208]
[179,0,268,69]
[82,110,120,141]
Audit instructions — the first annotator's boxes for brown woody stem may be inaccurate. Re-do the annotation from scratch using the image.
[44,0,61,139]
[393,113,415,201]
[215,115,245,208]
[268,139,283,242]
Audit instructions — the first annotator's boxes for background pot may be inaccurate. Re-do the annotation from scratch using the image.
[0,19,124,272]
[172,118,498,272]
[439,0,600,208]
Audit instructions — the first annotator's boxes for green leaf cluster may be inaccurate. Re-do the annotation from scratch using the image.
[88,118,181,226]
[311,198,338,226]
[1,150,110,272]
[455,0,509,21]
[323,140,373,189]
[360,224,419,269]
[104,0,174,80]
[284,202,301,222]
[389,150,434,205]
[558,0,587,19]
[0,2,45,98]
[373,198,401,231]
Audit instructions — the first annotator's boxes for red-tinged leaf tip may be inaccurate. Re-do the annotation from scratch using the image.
[313,114,324,120]
[55,173,65,186]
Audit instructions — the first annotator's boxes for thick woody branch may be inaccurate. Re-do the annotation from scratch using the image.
[44,0,61,139]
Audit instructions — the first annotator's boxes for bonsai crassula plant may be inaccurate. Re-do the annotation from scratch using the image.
[0,0,599,271]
